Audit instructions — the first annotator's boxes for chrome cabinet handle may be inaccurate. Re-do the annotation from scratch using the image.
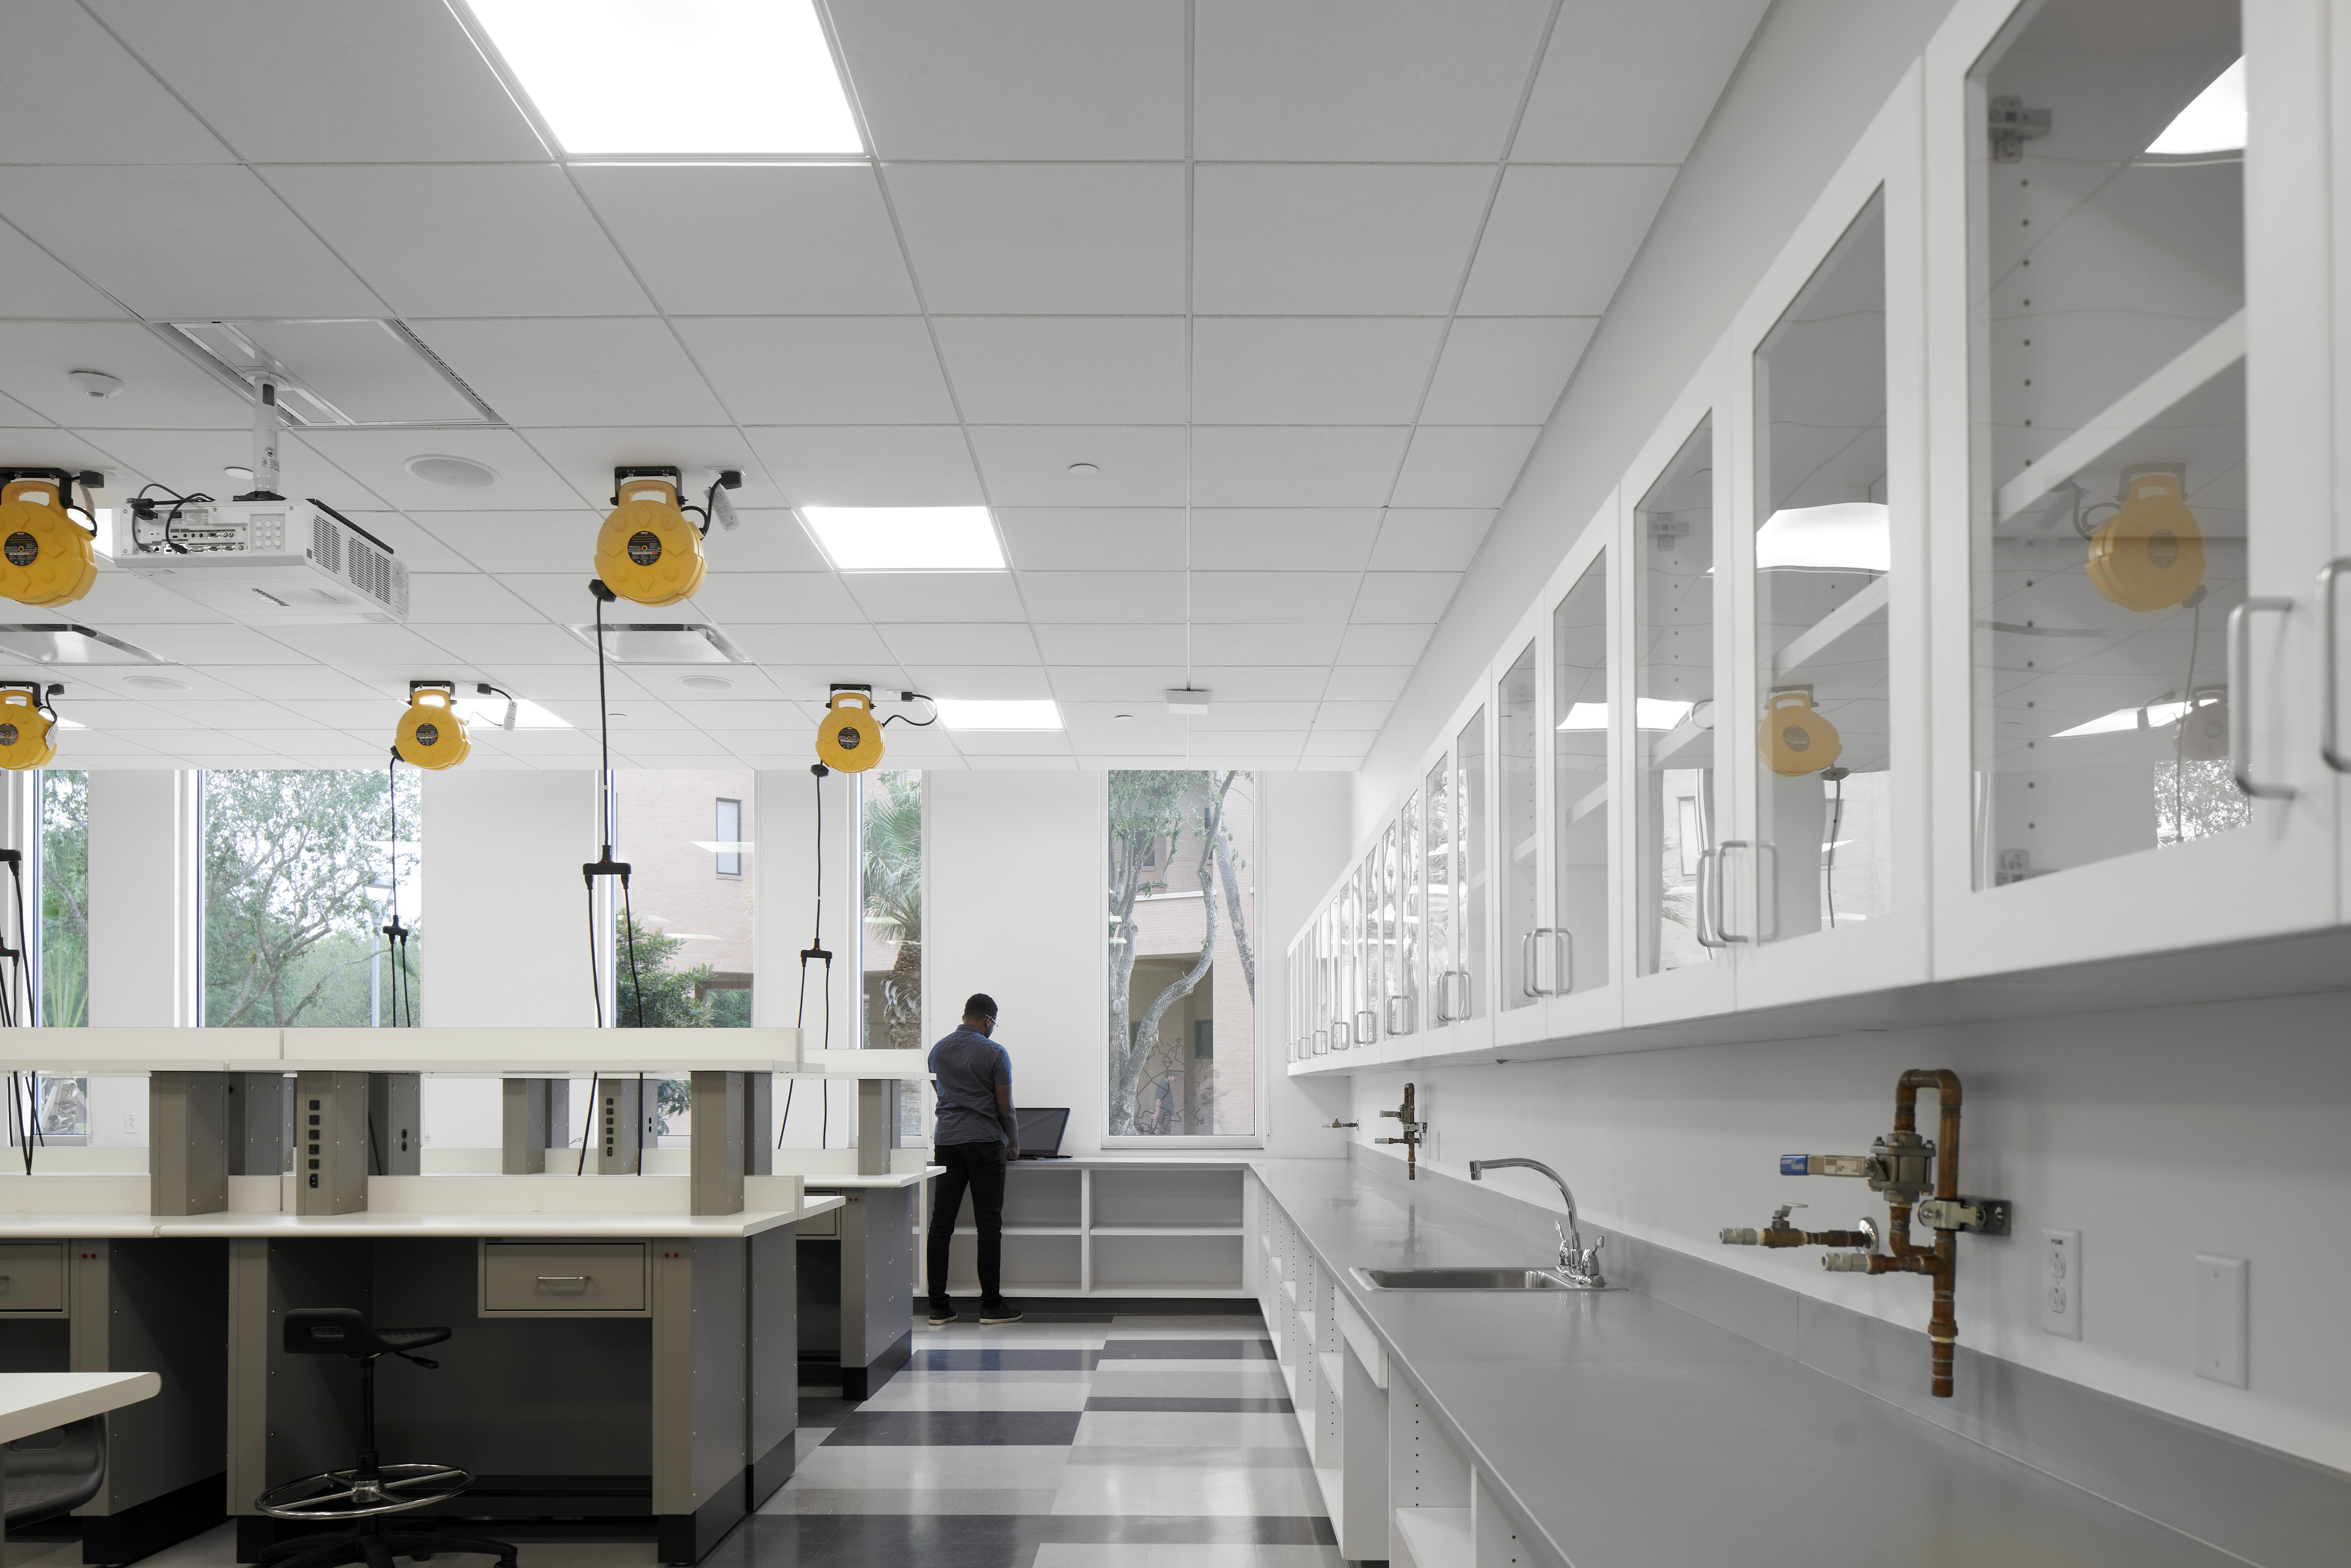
[1716,840,1752,943]
[1756,841,1780,943]
[1694,849,1725,949]
[1519,930,1539,998]
[1333,1021,1351,1051]
[536,1275,591,1292]
[1313,1030,1328,1056]
[2322,560,2351,773]
[1552,928,1573,996]
[1384,995,1416,1036]
[2228,597,2298,799]
[1355,1009,1379,1045]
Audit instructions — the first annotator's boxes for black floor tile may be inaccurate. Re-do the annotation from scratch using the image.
[798,1394,860,1424]
[1083,1395,1296,1412]
[914,1347,1101,1371]
[1097,1338,1278,1360]
[821,1409,1086,1447]
[706,1512,1337,1568]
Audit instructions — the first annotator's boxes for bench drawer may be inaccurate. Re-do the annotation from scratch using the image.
[480,1242,648,1316]
[0,1242,64,1312]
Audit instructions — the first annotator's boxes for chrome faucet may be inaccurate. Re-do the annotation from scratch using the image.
[1470,1157,1607,1288]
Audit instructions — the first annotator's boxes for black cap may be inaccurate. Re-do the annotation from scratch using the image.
[964,993,998,1021]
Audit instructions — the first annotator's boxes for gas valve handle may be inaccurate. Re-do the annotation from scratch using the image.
[1781,1154,1874,1177]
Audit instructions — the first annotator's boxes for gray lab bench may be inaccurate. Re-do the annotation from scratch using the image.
[797,1168,937,1399]
[1252,1156,2327,1568]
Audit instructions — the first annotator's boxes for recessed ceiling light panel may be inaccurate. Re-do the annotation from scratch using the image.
[467,0,864,157]
[799,506,1005,572]
[565,620,749,665]
[935,698,1061,731]
[0,624,164,666]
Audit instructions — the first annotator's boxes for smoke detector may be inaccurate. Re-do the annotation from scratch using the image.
[68,370,123,400]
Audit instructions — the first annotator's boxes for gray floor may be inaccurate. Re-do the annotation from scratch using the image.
[6,1313,1336,1568]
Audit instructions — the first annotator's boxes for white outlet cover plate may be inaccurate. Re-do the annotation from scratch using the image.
[2042,1227,2081,1339]
[2194,1252,2250,1388]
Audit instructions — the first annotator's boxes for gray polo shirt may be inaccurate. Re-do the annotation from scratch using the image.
[929,1027,1013,1147]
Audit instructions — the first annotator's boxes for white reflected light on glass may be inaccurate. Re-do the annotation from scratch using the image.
[1753,501,1890,572]
[2146,58,2246,155]
[2052,699,2205,738]
[935,698,1062,731]
[469,0,863,156]
[799,506,1005,571]
[1556,699,1694,732]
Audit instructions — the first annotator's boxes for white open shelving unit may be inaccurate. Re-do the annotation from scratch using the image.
[942,1161,1256,1299]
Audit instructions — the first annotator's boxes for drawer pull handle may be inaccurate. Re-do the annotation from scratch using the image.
[535,1275,591,1292]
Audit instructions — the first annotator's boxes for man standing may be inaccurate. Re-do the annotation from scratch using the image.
[925,993,1023,1326]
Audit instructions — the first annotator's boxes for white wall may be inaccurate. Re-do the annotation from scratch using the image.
[927,769,1351,1158]
[1343,993,2351,1471]
[421,769,599,1027]
[87,770,199,1028]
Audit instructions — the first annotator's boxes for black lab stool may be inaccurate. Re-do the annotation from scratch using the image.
[253,1309,517,1568]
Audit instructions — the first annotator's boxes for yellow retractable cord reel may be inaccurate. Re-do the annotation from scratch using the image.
[2078,467,2222,764]
[0,682,62,771]
[0,468,101,610]
[393,682,472,771]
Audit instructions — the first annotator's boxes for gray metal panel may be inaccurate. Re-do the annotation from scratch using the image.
[0,1241,65,1312]
[225,1074,287,1178]
[747,1226,795,1492]
[224,1239,268,1519]
[368,1073,421,1176]
[689,1071,744,1216]
[148,1072,229,1216]
[649,1240,748,1518]
[294,1073,368,1215]
[259,1239,371,1503]
[73,1240,227,1516]
[649,1240,691,1515]
[593,1077,648,1176]
[480,1241,648,1315]
[855,1080,898,1177]
[743,1074,771,1177]
[843,1188,913,1371]
[501,1079,549,1176]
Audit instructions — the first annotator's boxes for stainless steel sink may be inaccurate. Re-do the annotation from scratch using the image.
[1352,1266,1608,1292]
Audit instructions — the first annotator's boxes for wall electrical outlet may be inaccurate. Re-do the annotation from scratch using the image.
[2042,1228,2081,1339]
[2194,1253,2250,1388]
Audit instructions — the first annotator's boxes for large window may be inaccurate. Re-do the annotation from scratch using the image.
[1107,771,1256,1138]
[203,770,420,1027]
[39,770,86,1027]
[860,771,922,1052]
[613,768,755,1031]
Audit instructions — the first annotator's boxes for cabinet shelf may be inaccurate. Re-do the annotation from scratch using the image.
[1773,572,1889,678]
[1091,1224,1241,1236]
[1394,1507,1473,1568]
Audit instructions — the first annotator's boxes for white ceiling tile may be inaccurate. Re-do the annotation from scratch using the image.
[1188,509,1380,571]
[0,2,236,163]
[93,0,545,161]
[1189,427,1409,508]
[114,624,319,665]
[1458,165,1679,315]
[674,318,955,424]
[403,573,544,624]
[832,1,1185,159]
[685,573,863,625]
[876,623,1040,665]
[243,622,453,665]
[694,510,837,573]
[412,517,598,576]
[1420,318,1596,425]
[298,428,586,511]
[0,391,50,429]
[1191,318,1445,425]
[1321,666,1412,701]
[1193,0,1551,161]
[747,427,982,506]
[629,668,784,702]
[1316,699,1396,730]
[1188,624,1345,665]
[268,166,648,317]
[665,700,803,731]
[71,572,231,626]
[1190,702,1317,731]
[1390,427,1541,508]
[934,318,1186,425]
[1369,509,1496,570]
[412,625,582,668]
[1015,571,1187,624]
[88,429,368,510]
[410,318,727,427]
[0,167,381,318]
[207,665,387,701]
[723,625,898,665]
[0,324,253,431]
[964,754,1077,770]
[1046,662,1187,697]
[513,428,777,504]
[968,427,1186,507]
[999,509,1188,572]
[886,165,1186,314]
[1303,730,1378,757]
[578,166,919,315]
[302,510,474,572]
[842,572,1027,623]
[0,223,127,318]
[0,431,130,480]
[1193,166,1492,315]
[1353,572,1463,622]
[1513,0,1768,162]
[1190,572,1357,623]
[951,732,1074,760]
[1062,705,1190,744]
[1035,626,1189,666]
[1297,756,1360,772]
[909,666,1055,701]
[1337,624,1434,665]
[1191,667,1329,701]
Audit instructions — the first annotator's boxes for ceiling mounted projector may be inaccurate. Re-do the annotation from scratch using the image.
[0,470,102,609]
[393,681,471,771]
[0,682,62,771]
[815,686,883,773]
[120,496,408,623]
[595,467,706,607]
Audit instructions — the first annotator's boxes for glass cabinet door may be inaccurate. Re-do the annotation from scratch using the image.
[1456,705,1488,1022]
[1969,1,2247,883]
[1423,754,1456,1024]
[1754,190,1894,943]
[1399,790,1421,1034]
[1551,554,1610,995]
[1361,846,1386,1046]
[1378,823,1403,1038]
[1636,420,1721,973]
[1498,643,1542,1010]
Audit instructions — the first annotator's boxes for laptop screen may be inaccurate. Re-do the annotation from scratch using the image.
[1015,1107,1070,1157]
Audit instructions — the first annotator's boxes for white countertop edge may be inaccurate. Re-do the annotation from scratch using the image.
[0,1372,160,1445]
[0,1196,845,1240]
[804,1167,945,1189]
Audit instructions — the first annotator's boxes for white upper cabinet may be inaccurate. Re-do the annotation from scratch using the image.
[1926,0,2337,978]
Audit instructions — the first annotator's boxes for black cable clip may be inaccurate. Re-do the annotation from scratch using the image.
[583,849,632,890]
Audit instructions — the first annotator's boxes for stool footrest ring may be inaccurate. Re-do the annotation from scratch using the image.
[256,1463,472,1521]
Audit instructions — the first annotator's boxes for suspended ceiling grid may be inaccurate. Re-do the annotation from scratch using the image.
[0,0,1764,771]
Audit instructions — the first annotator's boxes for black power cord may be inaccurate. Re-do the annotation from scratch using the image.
[782,763,835,1150]
[381,758,414,1028]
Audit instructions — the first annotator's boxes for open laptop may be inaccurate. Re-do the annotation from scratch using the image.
[1014,1107,1071,1159]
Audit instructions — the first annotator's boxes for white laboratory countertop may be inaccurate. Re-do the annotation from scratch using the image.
[805,1168,944,1189]
[0,1372,160,1444]
[0,1196,843,1241]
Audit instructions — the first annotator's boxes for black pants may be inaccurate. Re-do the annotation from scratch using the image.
[927,1140,1008,1311]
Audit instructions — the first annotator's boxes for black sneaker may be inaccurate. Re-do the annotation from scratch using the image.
[980,1303,1023,1325]
[926,1305,958,1326]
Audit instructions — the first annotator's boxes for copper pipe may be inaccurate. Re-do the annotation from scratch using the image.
[1897,1069,1963,1398]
